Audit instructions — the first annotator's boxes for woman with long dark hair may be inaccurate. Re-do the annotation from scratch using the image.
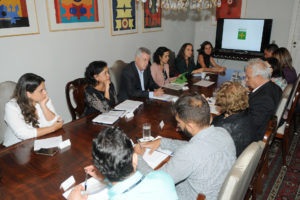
[150,46,177,87]
[4,73,62,147]
[83,61,118,116]
[193,41,226,73]
[175,43,197,74]
[273,47,297,84]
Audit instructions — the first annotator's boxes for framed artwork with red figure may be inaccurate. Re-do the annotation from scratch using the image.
[46,0,104,31]
[142,0,162,33]
[211,0,247,25]
[0,0,39,37]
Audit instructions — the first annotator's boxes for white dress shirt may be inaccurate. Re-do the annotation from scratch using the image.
[3,98,59,147]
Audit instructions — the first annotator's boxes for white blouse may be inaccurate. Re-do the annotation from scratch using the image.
[3,98,59,147]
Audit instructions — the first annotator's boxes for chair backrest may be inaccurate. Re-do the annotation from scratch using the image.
[287,74,300,109]
[109,60,128,95]
[218,141,264,200]
[275,84,293,126]
[0,81,16,144]
[65,78,87,121]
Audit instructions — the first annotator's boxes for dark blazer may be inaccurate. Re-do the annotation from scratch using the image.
[248,81,282,140]
[212,110,254,157]
[118,61,159,102]
[175,57,197,74]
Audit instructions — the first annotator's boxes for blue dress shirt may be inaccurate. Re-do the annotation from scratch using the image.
[135,64,154,98]
[108,171,178,200]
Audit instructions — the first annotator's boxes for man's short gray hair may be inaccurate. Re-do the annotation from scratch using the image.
[135,47,151,58]
[247,58,271,79]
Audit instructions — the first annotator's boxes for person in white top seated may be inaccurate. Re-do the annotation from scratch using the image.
[3,73,63,147]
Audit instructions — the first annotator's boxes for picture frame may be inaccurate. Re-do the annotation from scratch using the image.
[0,0,39,37]
[109,0,138,36]
[46,0,104,32]
[142,0,163,33]
[211,0,247,26]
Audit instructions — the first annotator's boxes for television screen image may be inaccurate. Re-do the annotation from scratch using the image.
[222,19,264,52]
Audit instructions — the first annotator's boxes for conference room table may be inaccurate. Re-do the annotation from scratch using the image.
[0,69,240,199]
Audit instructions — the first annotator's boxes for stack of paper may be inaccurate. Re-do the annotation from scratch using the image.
[163,83,185,91]
[34,136,62,151]
[92,110,125,125]
[62,177,108,200]
[150,94,178,102]
[142,148,173,169]
[114,100,143,113]
[194,80,215,87]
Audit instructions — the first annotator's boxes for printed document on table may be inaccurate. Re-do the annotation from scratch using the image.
[114,100,143,113]
[194,80,215,87]
[163,83,184,91]
[34,136,62,151]
[143,148,173,169]
[92,110,125,125]
[150,94,178,102]
[63,177,108,200]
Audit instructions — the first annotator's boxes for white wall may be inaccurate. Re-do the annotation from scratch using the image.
[193,0,296,70]
[0,1,195,122]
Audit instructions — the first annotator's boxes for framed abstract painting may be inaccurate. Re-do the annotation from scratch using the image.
[0,0,39,37]
[142,0,162,33]
[46,0,104,31]
[109,0,138,36]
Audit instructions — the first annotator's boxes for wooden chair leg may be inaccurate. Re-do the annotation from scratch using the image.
[282,134,289,166]
[256,154,268,194]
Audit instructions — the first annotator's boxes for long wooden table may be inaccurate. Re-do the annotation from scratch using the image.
[0,71,233,199]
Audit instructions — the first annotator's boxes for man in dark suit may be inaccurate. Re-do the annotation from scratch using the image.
[118,47,164,102]
[246,58,282,140]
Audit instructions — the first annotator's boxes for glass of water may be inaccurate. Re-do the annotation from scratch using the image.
[142,123,151,141]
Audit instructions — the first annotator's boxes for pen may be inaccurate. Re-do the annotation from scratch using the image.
[84,172,88,191]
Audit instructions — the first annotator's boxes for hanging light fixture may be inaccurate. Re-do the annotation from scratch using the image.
[136,0,232,10]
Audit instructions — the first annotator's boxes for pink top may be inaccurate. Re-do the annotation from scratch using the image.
[150,63,174,87]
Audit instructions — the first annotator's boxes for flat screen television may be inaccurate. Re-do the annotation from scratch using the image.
[215,18,272,58]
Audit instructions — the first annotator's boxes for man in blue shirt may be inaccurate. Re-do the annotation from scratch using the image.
[67,127,178,200]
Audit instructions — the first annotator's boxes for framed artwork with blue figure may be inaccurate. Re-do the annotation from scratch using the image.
[109,0,138,36]
[0,0,39,37]
[46,0,104,31]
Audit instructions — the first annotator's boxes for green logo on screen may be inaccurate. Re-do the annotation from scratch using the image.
[238,29,247,40]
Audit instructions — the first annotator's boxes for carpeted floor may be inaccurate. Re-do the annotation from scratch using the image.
[257,115,300,200]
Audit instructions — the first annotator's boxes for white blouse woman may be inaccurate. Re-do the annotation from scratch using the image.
[3,73,63,147]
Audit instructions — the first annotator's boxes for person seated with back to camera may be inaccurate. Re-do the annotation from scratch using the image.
[193,41,226,74]
[273,47,297,85]
[118,47,164,102]
[174,43,199,74]
[3,73,63,147]
[265,57,287,90]
[150,46,177,87]
[135,93,236,200]
[67,127,178,200]
[212,81,254,157]
[83,61,118,116]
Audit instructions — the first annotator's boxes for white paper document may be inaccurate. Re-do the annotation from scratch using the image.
[163,83,185,91]
[209,104,220,115]
[114,100,143,113]
[143,148,173,169]
[92,110,125,125]
[63,177,109,200]
[194,80,215,87]
[150,94,178,102]
[34,136,62,151]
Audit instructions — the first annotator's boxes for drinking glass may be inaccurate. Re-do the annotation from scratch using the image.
[142,123,151,141]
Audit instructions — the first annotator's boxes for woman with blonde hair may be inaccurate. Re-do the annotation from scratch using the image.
[273,47,297,84]
[212,81,254,156]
